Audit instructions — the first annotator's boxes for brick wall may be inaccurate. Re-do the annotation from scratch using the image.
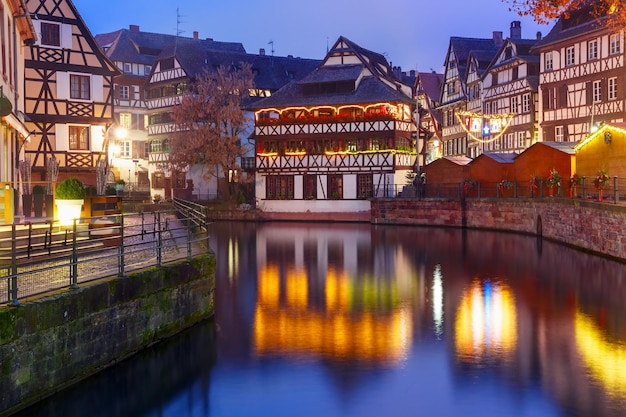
[372,198,626,261]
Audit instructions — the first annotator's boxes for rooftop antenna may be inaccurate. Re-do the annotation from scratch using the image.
[176,8,185,37]
[268,40,275,56]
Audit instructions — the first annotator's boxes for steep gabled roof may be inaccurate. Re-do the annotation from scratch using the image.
[448,37,501,80]
[417,71,443,102]
[247,36,413,110]
[532,6,608,50]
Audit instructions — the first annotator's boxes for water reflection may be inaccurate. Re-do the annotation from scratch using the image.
[14,222,626,417]
[454,278,517,363]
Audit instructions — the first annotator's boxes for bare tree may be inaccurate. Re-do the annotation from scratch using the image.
[504,0,624,26]
[170,63,254,200]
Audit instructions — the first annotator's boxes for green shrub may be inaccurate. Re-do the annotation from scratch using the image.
[56,178,85,200]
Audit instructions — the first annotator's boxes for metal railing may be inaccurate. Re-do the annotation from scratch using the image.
[0,207,211,305]
[390,176,626,204]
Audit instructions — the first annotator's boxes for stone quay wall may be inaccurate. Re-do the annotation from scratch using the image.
[371,198,626,261]
[0,254,216,416]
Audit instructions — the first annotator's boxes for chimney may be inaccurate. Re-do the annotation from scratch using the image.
[193,31,199,40]
[536,31,542,40]
[129,25,140,32]
[510,21,522,39]
[410,69,416,77]
[260,48,266,56]
[493,31,503,46]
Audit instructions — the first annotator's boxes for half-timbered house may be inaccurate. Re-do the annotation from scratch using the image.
[145,37,320,200]
[0,0,36,222]
[249,36,416,220]
[438,34,501,158]
[415,71,442,166]
[533,6,626,143]
[22,0,119,187]
[478,23,541,156]
[95,25,191,193]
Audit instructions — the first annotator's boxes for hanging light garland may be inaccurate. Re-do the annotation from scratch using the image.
[455,111,515,144]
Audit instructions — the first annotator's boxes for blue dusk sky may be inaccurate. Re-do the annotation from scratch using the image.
[72,0,550,74]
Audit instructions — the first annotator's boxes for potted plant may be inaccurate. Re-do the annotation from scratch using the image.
[153,193,162,204]
[33,185,45,217]
[115,179,125,194]
[569,173,581,198]
[55,177,85,226]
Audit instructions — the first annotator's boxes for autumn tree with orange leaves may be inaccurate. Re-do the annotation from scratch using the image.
[504,0,626,26]
[169,63,254,201]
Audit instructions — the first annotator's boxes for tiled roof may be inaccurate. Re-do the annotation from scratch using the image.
[449,37,500,79]
[95,29,245,66]
[532,7,607,49]
[299,65,363,84]
[418,72,443,102]
[246,36,413,110]
[248,75,413,109]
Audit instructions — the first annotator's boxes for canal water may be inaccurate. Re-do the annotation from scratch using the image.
[15,222,626,417]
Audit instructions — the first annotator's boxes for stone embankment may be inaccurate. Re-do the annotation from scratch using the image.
[371,198,626,262]
[0,254,215,416]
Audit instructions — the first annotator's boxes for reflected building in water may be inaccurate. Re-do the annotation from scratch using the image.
[212,222,626,416]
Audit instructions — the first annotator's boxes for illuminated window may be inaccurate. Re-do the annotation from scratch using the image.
[266,175,294,199]
[119,112,131,129]
[152,172,164,188]
[304,175,317,199]
[328,175,343,199]
[69,126,89,150]
[610,33,621,55]
[70,75,90,100]
[120,141,131,158]
[40,22,60,47]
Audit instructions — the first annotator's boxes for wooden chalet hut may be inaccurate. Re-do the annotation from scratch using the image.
[514,142,576,197]
[422,156,471,198]
[467,152,517,197]
[574,123,626,192]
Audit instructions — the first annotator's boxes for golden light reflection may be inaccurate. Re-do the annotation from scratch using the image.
[455,279,518,361]
[575,310,626,400]
[254,264,411,364]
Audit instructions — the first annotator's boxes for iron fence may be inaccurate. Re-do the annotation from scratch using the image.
[0,204,211,305]
[391,176,626,203]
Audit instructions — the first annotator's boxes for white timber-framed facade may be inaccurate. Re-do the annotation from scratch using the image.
[250,36,416,220]
[22,0,119,187]
[534,8,626,143]
[478,28,541,156]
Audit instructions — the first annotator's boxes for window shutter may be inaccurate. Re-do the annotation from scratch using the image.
[586,81,592,104]
[542,88,549,110]
[543,127,555,142]
[558,85,568,108]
